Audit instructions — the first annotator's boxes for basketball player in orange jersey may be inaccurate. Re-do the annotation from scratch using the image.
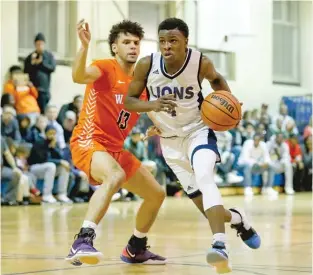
[125,18,261,274]
[65,19,172,266]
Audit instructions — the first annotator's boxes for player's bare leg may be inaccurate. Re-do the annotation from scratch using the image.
[65,151,125,266]
[120,165,166,264]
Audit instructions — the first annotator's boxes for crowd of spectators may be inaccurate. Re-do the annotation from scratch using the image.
[1,33,312,206]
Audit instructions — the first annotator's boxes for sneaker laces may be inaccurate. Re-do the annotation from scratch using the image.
[74,228,96,245]
[230,222,245,237]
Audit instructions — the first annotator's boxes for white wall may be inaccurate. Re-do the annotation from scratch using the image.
[1,1,19,83]
[2,0,311,113]
[195,0,312,115]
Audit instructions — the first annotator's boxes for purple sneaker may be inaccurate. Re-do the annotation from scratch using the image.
[120,236,166,265]
[65,228,104,265]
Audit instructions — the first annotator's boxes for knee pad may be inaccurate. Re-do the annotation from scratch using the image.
[193,149,224,211]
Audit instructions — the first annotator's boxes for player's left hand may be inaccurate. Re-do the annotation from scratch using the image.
[143,126,161,141]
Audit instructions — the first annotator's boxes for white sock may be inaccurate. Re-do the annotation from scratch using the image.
[134,229,147,238]
[82,220,97,230]
[213,233,226,244]
[230,210,242,225]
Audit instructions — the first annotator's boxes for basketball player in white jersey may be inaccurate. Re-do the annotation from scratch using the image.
[125,18,261,274]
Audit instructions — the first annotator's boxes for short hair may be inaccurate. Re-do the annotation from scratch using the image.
[108,20,144,56]
[9,65,22,74]
[158,18,189,38]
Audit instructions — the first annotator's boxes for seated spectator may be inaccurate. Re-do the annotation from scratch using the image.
[57,95,83,125]
[267,133,294,195]
[303,116,312,140]
[3,65,40,125]
[1,137,31,205]
[241,122,255,144]
[124,128,157,174]
[215,131,243,184]
[273,104,299,135]
[45,104,66,149]
[255,122,271,142]
[1,93,15,109]
[301,136,312,191]
[124,128,157,201]
[229,122,245,147]
[286,134,305,192]
[1,106,22,142]
[260,103,271,125]
[15,145,41,197]
[242,110,253,127]
[284,120,298,138]
[238,134,278,197]
[250,109,259,125]
[269,117,283,137]
[18,115,32,142]
[63,146,90,203]
[27,125,72,203]
[26,115,48,143]
[62,111,77,144]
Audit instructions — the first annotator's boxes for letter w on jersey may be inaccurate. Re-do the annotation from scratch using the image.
[115,94,124,104]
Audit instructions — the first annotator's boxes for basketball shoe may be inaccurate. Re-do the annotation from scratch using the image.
[206,241,232,274]
[120,235,167,264]
[65,228,104,266]
[229,208,261,249]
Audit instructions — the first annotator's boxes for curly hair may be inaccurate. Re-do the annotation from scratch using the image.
[108,20,144,56]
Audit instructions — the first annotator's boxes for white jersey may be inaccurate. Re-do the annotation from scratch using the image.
[146,48,206,137]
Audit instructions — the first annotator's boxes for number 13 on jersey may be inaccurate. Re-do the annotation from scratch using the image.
[117,109,131,129]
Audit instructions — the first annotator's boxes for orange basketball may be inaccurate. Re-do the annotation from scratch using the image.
[201,90,242,131]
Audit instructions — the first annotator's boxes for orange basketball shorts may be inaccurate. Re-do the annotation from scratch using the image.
[70,140,141,185]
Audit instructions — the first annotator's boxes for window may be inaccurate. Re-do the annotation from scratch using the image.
[273,1,300,84]
[18,1,72,60]
[202,50,235,81]
[129,1,169,58]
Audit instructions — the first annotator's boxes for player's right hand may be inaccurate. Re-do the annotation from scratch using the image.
[77,19,91,48]
[153,94,177,114]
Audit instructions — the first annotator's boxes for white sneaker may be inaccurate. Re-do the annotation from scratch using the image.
[285,188,295,195]
[226,172,244,184]
[244,187,254,197]
[262,187,279,197]
[111,192,121,202]
[56,194,73,204]
[42,195,58,204]
[214,174,224,184]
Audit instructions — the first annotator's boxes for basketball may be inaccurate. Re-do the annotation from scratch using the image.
[201,90,242,131]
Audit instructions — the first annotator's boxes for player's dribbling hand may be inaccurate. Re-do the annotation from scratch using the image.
[77,19,91,48]
[143,126,162,141]
[153,94,177,114]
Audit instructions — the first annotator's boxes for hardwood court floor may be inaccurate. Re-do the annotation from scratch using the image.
[1,193,312,275]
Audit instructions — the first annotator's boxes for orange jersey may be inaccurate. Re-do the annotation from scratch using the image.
[71,59,146,152]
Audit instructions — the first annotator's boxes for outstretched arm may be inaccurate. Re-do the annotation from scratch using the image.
[201,56,231,93]
[125,56,177,113]
[72,19,101,84]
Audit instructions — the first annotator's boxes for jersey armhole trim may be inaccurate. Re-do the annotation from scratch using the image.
[197,52,203,90]
[145,53,153,101]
